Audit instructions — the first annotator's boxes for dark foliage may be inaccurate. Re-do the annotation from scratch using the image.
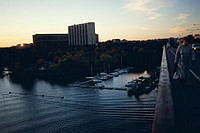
[0,40,166,84]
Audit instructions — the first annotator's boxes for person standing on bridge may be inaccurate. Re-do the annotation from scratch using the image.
[174,38,193,83]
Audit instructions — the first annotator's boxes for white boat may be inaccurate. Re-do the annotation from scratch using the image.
[85,77,95,79]
[92,79,102,83]
[111,72,119,77]
[119,69,128,74]
[100,72,108,76]
[100,76,108,80]
[99,72,113,80]
[95,83,105,88]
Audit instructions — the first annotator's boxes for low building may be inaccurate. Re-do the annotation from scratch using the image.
[33,34,69,46]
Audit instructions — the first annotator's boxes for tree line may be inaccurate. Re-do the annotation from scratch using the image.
[0,39,166,84]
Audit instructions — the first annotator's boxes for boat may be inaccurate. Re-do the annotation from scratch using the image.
[92,79,102,83]
[100,76,108,80]
[99,72,114,80]
[119,69,128,74]
[2,67,12,76]
[138,76,148,81]
[111,72,119,77]
[107,74,113,79]
[100,72,108,76]
[85,77,95,79]
[125,83,137,87]
[125,80,138,87]
[95,83,105,88]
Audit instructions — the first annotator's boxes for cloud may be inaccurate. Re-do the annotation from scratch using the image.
[136,26,151,31]
[178,13,190,20]
[168,13,191,36]
[177,13,190,25]
[123,0,172,20]
[169,26,187,34]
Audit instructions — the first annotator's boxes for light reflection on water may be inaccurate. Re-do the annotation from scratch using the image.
[0,74,156,133]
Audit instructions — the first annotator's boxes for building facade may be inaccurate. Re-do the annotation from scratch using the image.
[95,34,99,44]
[33,34,69,46]
[68,22,96,46]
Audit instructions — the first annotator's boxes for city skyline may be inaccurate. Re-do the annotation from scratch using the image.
[0,0,200,47]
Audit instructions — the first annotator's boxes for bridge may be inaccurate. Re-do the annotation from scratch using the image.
[153,46,200,133]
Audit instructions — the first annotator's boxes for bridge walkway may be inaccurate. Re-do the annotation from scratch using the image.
[166,47,200,133]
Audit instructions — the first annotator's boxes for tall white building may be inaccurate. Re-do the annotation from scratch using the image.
[68,22,96,46]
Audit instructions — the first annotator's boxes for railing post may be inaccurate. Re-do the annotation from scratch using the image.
[152,46,175,133]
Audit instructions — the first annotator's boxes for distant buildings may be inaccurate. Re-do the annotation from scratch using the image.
[68,22,97,46]
[112,39,121,43]
[33,34,68,46]
[33,22,98,46]
[110,39,128,43]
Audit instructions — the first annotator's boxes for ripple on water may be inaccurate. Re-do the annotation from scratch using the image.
[0,77,156,133]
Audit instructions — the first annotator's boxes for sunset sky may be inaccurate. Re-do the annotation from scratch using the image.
[0,0,200,47]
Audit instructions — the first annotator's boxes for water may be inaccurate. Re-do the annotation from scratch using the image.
[0,74,156,133]
[102,71,149,88]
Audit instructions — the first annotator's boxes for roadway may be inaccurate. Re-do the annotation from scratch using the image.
[166,47,200,133]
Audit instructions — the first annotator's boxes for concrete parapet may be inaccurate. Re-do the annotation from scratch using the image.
[152,46,175,133]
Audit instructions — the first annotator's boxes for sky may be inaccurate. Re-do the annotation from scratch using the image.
[0,0,200,47]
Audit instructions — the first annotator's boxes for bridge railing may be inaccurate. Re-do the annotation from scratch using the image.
[152,46,175,133]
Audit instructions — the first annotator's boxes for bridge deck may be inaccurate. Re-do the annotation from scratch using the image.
[166,47,200,133]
